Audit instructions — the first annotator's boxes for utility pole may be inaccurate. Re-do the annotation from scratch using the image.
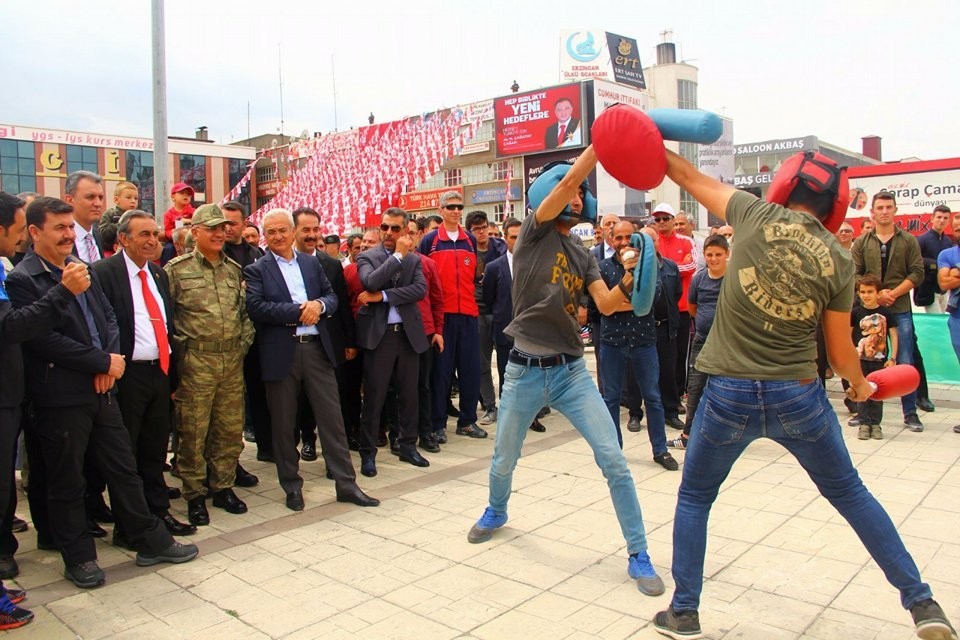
[151,0,169,222]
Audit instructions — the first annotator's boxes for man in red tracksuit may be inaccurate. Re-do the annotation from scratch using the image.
[419,192,487,441]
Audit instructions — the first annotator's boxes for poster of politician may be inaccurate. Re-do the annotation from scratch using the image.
[494,83,586,157]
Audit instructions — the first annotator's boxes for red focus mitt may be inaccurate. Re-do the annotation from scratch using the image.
[591,104,667,191]
[865,364,920,400]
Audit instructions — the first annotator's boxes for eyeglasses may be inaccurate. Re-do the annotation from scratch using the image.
[380,224,403,233]
[469,226,488,233]
[838,229,854,233]
[443,204,464,211]
[654,216,672,222]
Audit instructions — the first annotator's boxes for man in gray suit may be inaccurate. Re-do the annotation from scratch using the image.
[356,207,430,477]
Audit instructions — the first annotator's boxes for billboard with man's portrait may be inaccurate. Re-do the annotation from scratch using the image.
[494,83,586,158]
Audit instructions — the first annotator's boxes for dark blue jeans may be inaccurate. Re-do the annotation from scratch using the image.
[671,376,932,612]
[892,311,918,416]
[599,342,667,455]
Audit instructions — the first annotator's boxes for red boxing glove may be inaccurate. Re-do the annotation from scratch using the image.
[865,364,920,400]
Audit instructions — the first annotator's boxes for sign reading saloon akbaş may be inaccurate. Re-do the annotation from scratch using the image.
[734,136,818,156]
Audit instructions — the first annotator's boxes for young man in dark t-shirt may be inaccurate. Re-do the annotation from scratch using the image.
[651,149,955,640]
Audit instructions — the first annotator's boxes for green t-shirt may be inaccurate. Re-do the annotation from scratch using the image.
[696,191,854,380]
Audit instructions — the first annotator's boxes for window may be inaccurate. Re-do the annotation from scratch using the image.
[679,189,698,220]
[228,158,251,210]
[255,163,276,184]
[126,150,154,213]
[492,160,511,181]
[179,154,206,197]
[677,79,698,110]
[0,139,36,194]
[444,168,461,187]
[66,145,98,174]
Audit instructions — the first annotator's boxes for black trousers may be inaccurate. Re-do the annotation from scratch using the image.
[116,362,172,515]
[418,347,436,438]
[0,407,21,557]
[656,325,681,418]
[243,339,273,457]
[675,311,691,395]
[30,396,171,566]
[359,328,420,459]
[265,341,356,495]
[338,353,364,444]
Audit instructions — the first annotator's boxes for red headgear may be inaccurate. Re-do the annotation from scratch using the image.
[766,151,849,233]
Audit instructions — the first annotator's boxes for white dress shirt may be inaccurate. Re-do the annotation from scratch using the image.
[75,223,101,263]
[272,251,319,336]
[123,251,169,361]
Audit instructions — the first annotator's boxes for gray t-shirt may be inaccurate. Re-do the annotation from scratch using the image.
[505,213,600,357]
[696,191,854,380]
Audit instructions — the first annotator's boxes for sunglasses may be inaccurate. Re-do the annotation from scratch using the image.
[380,224,403,233]
[443,204,464,211]
[654,216,672,222]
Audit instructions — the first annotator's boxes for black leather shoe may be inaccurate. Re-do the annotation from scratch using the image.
[529,419,546,433]
[360,456,377,478]
[37,538,58,551]
[65,560,105,588]
[418,433,441,453]
[256,451,276,463]
[390,441,401,456]
[167,487,182,500]
[11,517,28,533]
[916,397,936,413]
[336,487,380,507]
[161,512,197,536]
[300,442,318,461]
[654,452,680,471]
[436,429,448,444]
[87,520,107,538]
[325,469,334,480]
[456,423,488,438]
[211,488,247,514]
[88,502,114,524]
[376,433,388,447]
[665,415,685,430]
[399,450,430,467]
[537,406,551,418]
[285,490,305,511]
[234,464,259,488]
[446,401,460,417]
[187,497,210,526]
[348,436,362,452]
[0,555,19,579]
[627,415,642,432]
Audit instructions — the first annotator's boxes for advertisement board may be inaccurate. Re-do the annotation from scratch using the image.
[495,83,586,157]
[398,186,463,212]
[697,116,735,229]
[559,30,645,90]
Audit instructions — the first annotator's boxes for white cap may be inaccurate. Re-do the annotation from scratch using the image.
[653,203,676,217]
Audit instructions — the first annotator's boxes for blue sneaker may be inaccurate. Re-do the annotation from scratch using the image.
[628,551,666,596]
[467,507,508,543]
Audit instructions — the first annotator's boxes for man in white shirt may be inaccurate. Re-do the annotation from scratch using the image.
[65,171,106,264]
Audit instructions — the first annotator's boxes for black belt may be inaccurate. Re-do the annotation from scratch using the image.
[129,359,161,366]
[655,319,668,326]
[296,334,319,343]
[387,323,404,333]
[509,349,581,369]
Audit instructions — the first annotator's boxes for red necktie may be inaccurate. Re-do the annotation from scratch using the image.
[557,124,566,144]
[137,270,169,375]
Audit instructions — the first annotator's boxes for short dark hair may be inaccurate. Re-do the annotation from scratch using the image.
[101,225,118,251]
[502,217,522,235]
[346,233,363,246]
[786,182,835,220]
[933,204,951,215]
[0,191,26,230]
[871,190,896,207]
[244,221,259,231]
[703,234,730,252]
[555,97,573,108]
[419,215,442,231]
[26,196,73,229]
[65,170,102,196]
[382,206,409,223]
[291,206,321,227]
[465,211,488,230]
[221,200,247,217]
[858,273,883,291]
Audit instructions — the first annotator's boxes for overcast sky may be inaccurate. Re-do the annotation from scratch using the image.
[2,0,957,161]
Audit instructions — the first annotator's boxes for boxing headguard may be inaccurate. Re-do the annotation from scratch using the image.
[526,161,597,224]
[766,151,849,233]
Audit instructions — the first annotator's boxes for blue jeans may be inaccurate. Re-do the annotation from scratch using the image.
[487,356,650,555]
[599,342,667,455]
[671,376,931,612]
[892,311,918,416]
[948,314,960,363]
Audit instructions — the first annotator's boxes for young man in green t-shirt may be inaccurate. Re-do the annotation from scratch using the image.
[651,150,956,640]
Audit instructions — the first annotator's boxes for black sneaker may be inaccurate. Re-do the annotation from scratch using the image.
[136,541,199,567]
[654,452,679,471]
[456,423,488,438]
[653,606,703,639]
[910,598,957,640]
[904,413,924,432]
[64,560,106,589]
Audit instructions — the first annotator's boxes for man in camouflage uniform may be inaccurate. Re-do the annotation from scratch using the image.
[165,204,255,526]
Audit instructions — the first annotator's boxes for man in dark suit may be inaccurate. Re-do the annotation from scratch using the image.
[482,218,545,433]
[244,209,378,512]
[291,207,359,461]
[92,210,196,541]
[65,171,106,264]
[7,197,197,588]
[356,208,430,477]
[543,98,582,149]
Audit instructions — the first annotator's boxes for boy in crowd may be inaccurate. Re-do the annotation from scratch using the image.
[97,182,139,241]
[162,183,195,241]
[668,233,729,450]
[850,274,898,440]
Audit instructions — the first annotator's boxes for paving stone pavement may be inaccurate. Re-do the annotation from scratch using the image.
[9,365,960,639]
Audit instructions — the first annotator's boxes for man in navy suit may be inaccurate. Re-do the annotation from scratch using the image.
[355,207,430,477]
[244,209,378,512]
[8,197,197,588]
[543,98,582,149]
[92,210,196,540]
[482,218,545,433]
